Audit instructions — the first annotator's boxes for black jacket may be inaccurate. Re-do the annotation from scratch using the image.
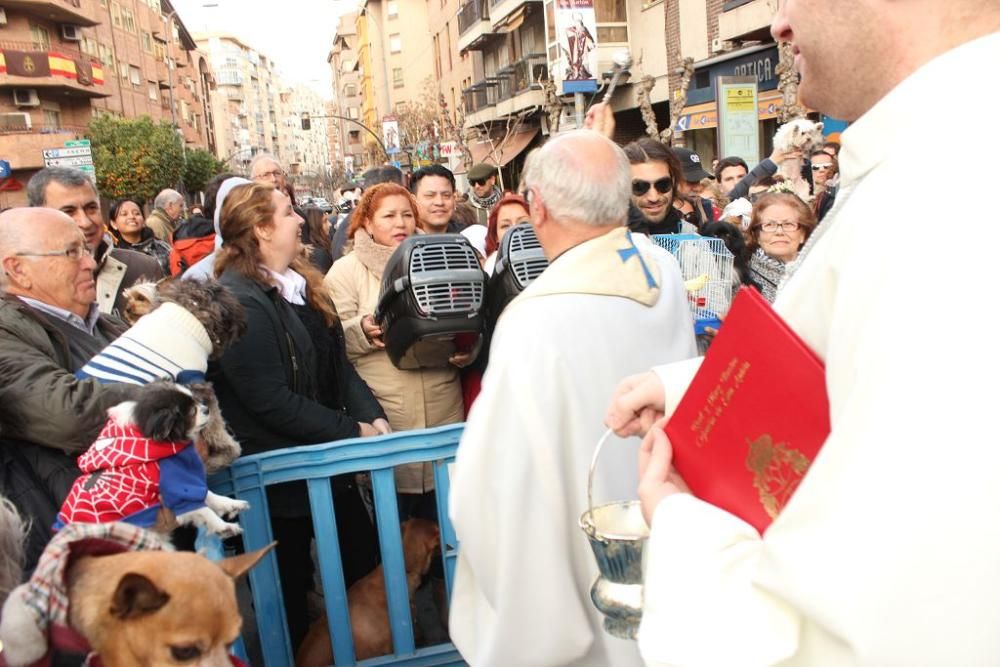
[213,270,385,458]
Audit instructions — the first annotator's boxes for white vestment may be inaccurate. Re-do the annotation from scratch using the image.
[640,33,1000,667]
[450,226,698,666]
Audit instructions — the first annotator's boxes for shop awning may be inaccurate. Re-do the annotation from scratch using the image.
[467,128,540,168]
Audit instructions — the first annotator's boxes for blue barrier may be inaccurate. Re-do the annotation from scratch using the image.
[207,424,466,667]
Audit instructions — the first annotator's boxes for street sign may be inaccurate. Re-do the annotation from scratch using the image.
[42,147,93,159]
[0,160,10,179]
[43,156,94,168]
[63,139,91,148]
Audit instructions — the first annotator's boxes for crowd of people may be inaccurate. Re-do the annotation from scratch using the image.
[0,0,998,663]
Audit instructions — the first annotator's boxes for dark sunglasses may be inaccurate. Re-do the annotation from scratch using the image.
[631,177,673,197]
[470,178,488,186]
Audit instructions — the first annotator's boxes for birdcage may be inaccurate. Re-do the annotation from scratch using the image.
[651,234,734,334]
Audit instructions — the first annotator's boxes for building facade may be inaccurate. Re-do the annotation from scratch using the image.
[355,0,436,169]
[327,12,364,177]
[0,0,212,206]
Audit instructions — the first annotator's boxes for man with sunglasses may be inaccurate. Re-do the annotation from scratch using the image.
[809,149,838,221]
[466,162,502,225]
[622,137,697,235]
[0,207,137,576]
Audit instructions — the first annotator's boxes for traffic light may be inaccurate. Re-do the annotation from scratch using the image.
[301,113,311,131]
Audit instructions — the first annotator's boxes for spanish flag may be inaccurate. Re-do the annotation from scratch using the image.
[91,62,105,85]
[49,52,77,79]
[0,52,6,75]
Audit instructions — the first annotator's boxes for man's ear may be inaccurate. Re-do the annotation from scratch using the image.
[110,572,171,620]
[217,542,276,580]
[1,256,30,289]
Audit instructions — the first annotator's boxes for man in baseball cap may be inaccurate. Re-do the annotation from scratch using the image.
[670,147,716,224]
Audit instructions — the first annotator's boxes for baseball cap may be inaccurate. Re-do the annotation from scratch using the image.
[671,148,712,183]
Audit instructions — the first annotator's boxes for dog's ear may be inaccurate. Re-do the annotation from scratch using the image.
[110,572,171,620]
[217,542,276,580]
[134,384,196,442]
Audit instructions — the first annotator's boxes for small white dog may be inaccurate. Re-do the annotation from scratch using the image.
[772,118,825,200]
[56,381,249,537]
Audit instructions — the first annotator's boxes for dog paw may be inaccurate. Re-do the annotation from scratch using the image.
[213,522,243,539]
[205,491,250,518]
[220,499,250,519]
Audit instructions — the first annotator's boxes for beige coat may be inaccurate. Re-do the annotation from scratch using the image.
[324,251,463,494]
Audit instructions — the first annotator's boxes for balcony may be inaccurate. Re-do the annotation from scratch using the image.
[495,53,546,102]
[464,54,547,127]
[0,42,108,98]
[1,0,99,27]
[718,0,779,42]
[0,124,89,170]
[488,0,541,29]
[458,0,497,53]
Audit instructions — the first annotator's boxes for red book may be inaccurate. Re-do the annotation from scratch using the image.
[664,287,830,533]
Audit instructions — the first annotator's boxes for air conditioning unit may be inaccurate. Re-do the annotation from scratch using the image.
[0,9,8,25]
[61,25,82,41]
[711,38,725,54]
[13,89,40,107]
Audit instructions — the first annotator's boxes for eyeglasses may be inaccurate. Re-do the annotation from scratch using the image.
[254,169,285,180]
[759,221,801,233]
[15,245,94,261]
[680,209,700,224]
[631,177,673,197]
[811,164,833,171]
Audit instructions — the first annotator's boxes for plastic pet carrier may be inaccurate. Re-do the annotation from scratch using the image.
[485,222,549,328]
[375,234,487,369]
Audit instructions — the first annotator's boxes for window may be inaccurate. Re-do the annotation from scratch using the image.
[122,8,137,34]
[392,67,404,88]
[118,62,129,81]
[642,0,663,8]
[141,31,152,53]
[100,0,108,7]
[41,102,61,130]
[98,44,115,69]
[344,83,357,97]
[433,34,441,79]
[444,23,452,71]
[153,41,166,61]
[111,2,123,29]
[348,107,359,120]
[129,65,141,88]
[349,130,360,141]
[389,34,401,53]
[29,23,51,51]
[596,0,628,42]
[81,37,99,56]
[387,1,399,18]
[148,81,158,101]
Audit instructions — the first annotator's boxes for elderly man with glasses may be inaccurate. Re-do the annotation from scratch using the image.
[0,207,138,576]
[449,129,697,667]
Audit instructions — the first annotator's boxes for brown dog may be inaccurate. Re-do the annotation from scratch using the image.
[67,545,273,666]
[296,519,441,666]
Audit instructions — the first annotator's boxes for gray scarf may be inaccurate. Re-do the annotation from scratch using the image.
[468,187,502,211]
[749,249,787,304]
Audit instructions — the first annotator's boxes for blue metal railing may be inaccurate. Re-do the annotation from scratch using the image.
[207,424,466,667]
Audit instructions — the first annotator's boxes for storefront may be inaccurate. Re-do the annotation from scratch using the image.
[674,43,783,166]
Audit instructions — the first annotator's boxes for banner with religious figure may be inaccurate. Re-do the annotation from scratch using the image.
[553,0,598,95]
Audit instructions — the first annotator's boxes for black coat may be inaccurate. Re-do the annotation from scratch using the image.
[213,270,385,457]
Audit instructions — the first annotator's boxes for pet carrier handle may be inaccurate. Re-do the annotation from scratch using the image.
[586,428,616,531]
[373,276,410,325]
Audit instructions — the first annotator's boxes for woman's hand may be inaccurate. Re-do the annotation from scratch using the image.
[769,146,803,164]
[449,350,476,368]
[372,418,392,435]
[361,315,386,349]
[359,422,379,437]
[605,371,666,437]
[638,418,691,525]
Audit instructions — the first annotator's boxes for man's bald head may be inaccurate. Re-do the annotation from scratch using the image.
[521,130,631,228]
[0,208,95,316]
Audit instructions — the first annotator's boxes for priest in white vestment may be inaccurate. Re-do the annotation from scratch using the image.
[604,4,1000,666]
[449,130,698,666]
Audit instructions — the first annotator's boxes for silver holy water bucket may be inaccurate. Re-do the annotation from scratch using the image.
[579,429,650,640]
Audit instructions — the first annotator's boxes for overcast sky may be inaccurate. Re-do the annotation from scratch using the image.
[172,0,358,99]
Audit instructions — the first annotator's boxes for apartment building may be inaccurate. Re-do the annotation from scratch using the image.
[427,0,478,176]
[0,0,212,206]
[327,12,364,175]
[281,84,331,186]
[355,0,436,166]
[197,33,283,172]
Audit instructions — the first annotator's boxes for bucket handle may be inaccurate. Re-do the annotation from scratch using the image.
[585,428,615,538]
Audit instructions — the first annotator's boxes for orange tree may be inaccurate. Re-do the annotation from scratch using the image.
[89,115,183,203]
